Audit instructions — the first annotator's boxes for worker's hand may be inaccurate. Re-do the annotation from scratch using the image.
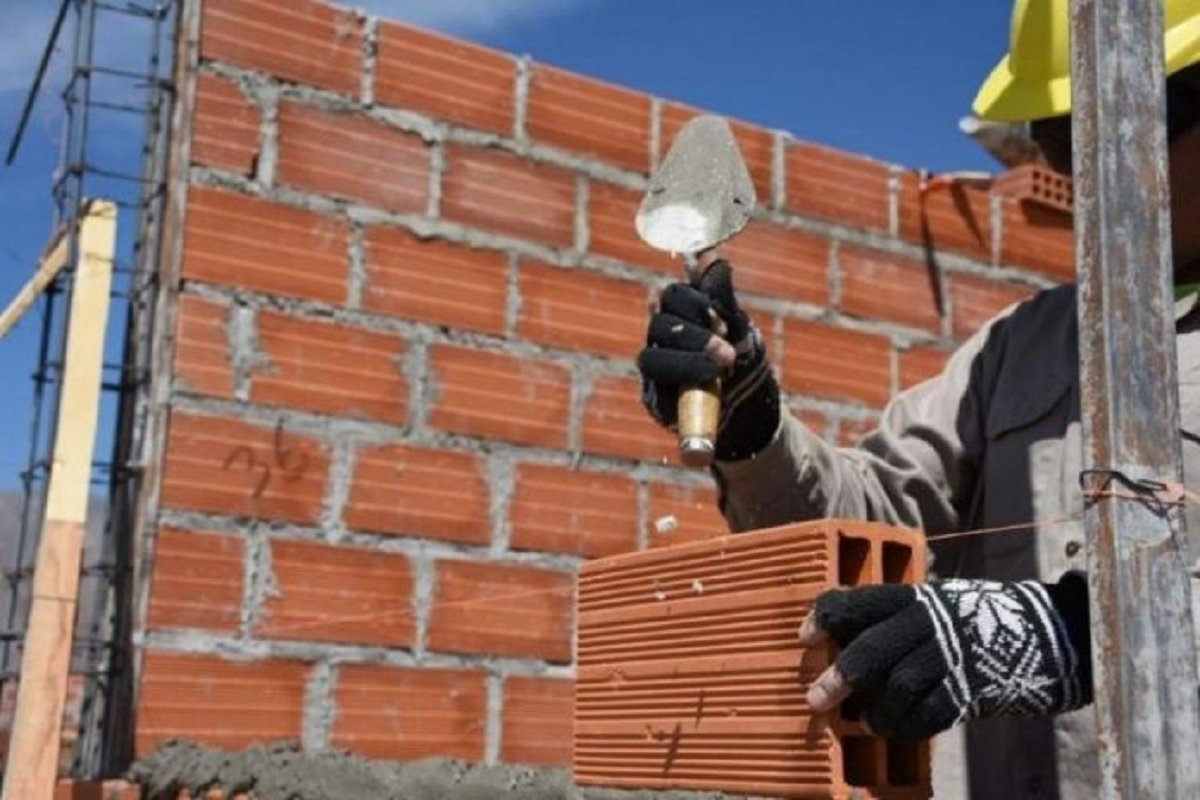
[798,574,1092,740]
[637,259,780,460]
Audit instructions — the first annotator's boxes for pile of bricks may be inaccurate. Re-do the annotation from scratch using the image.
[127,0,1074,775]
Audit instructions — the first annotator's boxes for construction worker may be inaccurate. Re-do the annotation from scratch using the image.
[637,1,1200,797]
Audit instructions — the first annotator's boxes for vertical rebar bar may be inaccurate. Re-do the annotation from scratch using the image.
[4,0,178,778]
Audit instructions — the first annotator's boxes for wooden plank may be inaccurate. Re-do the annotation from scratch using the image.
[2,200,117,800]
[0,228,70,340]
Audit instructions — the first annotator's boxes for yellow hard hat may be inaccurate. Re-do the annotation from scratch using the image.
[973,0,1200,122]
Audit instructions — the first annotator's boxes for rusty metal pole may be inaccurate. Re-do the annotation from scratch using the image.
[1070,0,1200,796]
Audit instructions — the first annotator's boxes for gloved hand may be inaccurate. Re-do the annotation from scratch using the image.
[637,260,780,461]
[799,573,1092,740]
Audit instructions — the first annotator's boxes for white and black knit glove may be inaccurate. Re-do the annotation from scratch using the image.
[637,260,780,461]
[799,573,1092,740]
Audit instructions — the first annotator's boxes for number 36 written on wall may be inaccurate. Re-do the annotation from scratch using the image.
[221,421,309,499]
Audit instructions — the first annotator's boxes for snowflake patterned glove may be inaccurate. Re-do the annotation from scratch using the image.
[798,573,1092,740]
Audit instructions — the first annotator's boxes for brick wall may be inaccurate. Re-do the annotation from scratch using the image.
[132,0,1074,767]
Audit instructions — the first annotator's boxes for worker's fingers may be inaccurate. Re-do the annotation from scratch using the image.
[647,312,716,351]
[644,314,736,372]
[637,347,723,386]
[697,260,749,343]
[797,611,830,646]
[658,283,714,326]
[806,585,917,648]
[807,665,853,713]
[861,641,945,737]
[872,679,962,741]
[835,603,931,692]
[705,334,737,368]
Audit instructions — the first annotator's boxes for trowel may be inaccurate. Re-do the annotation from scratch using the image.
[636,115,757,468]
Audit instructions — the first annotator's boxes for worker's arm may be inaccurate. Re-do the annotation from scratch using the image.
[639,268,1093,733]
[639,261,992,535]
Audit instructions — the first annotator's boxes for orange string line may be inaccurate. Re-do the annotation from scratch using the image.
[261,582,576,638]
[924,514,1082,543]
[252,480,1200,638]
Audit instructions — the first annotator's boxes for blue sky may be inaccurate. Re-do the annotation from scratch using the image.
[0,0,1011,489]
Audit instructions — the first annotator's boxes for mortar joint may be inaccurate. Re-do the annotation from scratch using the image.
[486,453,517,556]
[771,130,789,210]
[514,55,533,143]
[484,672,504,766]
[360,14,380,108]
[301,661,338,753]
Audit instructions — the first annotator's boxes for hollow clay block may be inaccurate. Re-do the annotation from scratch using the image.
[574,518,931,800]
[992,163,1074,215]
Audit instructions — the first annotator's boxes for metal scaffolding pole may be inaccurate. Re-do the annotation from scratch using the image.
[1071,0,1200,796]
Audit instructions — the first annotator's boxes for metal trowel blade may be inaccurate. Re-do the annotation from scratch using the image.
[635,114,757,255]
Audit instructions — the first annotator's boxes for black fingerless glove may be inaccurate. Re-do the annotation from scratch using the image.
[812,572,1092,740]
[637,261,780,461]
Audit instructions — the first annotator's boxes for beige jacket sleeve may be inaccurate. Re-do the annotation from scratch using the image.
[714,320,999,535]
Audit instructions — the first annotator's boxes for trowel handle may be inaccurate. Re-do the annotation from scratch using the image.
[678,380,721,468]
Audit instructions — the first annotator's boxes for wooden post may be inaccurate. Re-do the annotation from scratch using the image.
[2,200,117,800]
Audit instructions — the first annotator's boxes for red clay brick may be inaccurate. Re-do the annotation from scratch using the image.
[899,345,951,390]
[780,320,892,408]
[374,22,515,135]
[786,141,892,232]
[528,65,651,173]
[174,294,234,398]
[586,181,678,273]
[183,186,349,304]
[255,539,414,647]
[135,651,308,756]
[660,104,775,204]
[502,676,574,767]
[790,406,832,441]
[277,103,428,215]
[332,665,486,761]
[441,145,576,248]
[345,444,489,545]
[1000,200,1074,282]
[722,222,829,305]
[509,463,639,558]
[517,262,647,358]
[761,312,786,364]
[160,413,330,525]
[840,245,943,333]
[192,72,259,175]
[251,311,407,423]
[581,374,677,464]
[146,528,243,634]
[428,345,572,449]
[951,274,1034,340]
[428,560,573,662]
[363,228,507,335]
[53,780,141,800]
[200,0,362,96]
[898,173,994,264]
[647,482,727,548]
[838,416,880,447]
[993,164,1074,215]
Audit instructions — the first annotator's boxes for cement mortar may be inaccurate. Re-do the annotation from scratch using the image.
[131,741,753,800]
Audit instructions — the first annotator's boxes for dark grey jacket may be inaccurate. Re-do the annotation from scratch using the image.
[714,285,1200,800]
